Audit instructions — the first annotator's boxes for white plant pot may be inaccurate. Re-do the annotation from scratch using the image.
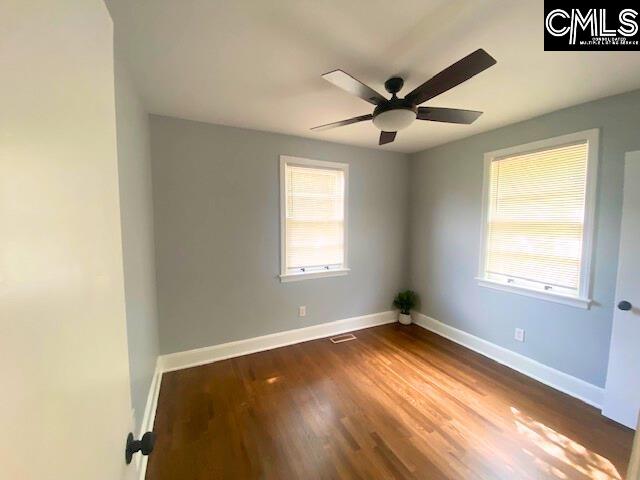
[398,312,412,325]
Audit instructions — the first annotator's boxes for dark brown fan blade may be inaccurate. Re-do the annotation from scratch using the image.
[379,131,397,145]
[310,114,373,131]
[406,49,496,106]
[322,70,387,105]
[417,107,482,124]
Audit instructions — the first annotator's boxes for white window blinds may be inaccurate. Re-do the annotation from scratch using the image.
[284,163,345,273]
[484,141,588,295]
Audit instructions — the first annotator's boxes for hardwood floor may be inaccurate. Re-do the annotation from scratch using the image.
[147,324,633,479]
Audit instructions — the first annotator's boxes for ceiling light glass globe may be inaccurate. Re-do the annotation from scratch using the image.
[372,108,416,131]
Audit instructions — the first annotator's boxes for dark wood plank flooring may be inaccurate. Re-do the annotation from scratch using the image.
[147,324,633,479]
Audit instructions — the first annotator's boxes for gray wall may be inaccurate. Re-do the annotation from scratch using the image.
[149,90,639,388]
[114,57,160,431]
[150,115,410,354]
[408,89,640,387]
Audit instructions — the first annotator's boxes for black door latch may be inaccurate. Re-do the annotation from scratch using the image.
[125,431,155,464]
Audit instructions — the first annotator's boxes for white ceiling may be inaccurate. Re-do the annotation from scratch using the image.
[107,0,640,153]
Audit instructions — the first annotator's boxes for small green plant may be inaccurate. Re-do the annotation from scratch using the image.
[393,290,418,315]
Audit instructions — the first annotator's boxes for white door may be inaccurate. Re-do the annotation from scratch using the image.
[603,151,640,429]
[0,2,137,479]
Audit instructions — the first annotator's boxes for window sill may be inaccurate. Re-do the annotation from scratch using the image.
[476,277,591,309]
[280,268,350,283]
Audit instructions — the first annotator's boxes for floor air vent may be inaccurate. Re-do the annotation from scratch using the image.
[329,333,357,344]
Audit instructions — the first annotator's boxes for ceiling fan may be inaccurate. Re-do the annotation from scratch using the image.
[311,49,497,145]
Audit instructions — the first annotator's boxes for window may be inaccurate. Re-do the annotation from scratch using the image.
[477,129,599,308]
[280,156,349,282]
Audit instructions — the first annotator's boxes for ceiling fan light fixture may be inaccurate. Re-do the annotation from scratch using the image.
[312,49,496,145]
[372,108,416,131]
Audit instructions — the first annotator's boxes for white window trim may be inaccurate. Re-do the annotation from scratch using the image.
[477,129,599,309]
[279,155,349,283]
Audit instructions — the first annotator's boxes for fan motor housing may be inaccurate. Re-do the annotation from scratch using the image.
[373,97,417,118]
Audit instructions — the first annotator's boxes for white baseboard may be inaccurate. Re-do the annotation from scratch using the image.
[158,310,397,373]
[413,312,604,409]
[136,366,163,480]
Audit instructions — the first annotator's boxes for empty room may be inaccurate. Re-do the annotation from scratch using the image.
[3,1,640,479]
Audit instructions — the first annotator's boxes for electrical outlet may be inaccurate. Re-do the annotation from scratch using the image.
[514,328,525,342]
[298,306,306,317]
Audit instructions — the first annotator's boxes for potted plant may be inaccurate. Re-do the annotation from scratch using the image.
[393,290,418,325]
